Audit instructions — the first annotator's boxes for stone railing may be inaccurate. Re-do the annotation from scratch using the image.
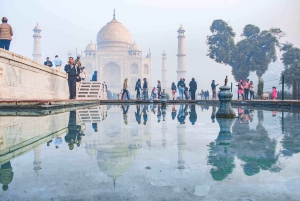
[0,49,69,100]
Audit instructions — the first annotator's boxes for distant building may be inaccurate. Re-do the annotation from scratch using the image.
[74,12,151,93]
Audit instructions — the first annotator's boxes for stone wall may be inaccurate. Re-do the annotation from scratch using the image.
[0,49,69,100]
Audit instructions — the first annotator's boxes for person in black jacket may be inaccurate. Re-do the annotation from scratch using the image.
[64,57,80,99]
[44,57,53,67]
[189,78,197,100]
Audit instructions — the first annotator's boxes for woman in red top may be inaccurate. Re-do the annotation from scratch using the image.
[237,80,244,100]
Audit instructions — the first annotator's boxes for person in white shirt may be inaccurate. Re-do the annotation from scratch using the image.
[54,137,62,149]
[80,66,86,81]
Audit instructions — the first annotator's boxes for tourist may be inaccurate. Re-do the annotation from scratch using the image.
[0,17,13,51]
[189,78,197,100]
[135,79,142,100]
[64,57,80,99]
[177,105,185,125]
[237,79,244,100]
[65,111,77,150]
[249,81,254,100]
[211,106,217,123]
[211,80,219,100]
[80,67,86,81]
[171,105,177,120]
[143,78,148,100]
[157,80,162,99]
[151,87,157,99]
[54,55,62,70]
[54,137,62,149]
[272,111,277,117]
[0,161,14,191]
[135,105,141,124]
[183,78,189,100]
[121,105,129,124]
[143,105,148,125]
[243,79,250,100]
[92,123,98,132]
[200,89,204,100]
[121,78,130,100]
[171,82,177,100]
[91,71,97,81]
[272,87,277,100]
[189,105,197,125]
[177,78,185,100]
[44,57,53,67]
[157,105,161,122]
[74,56,82,68]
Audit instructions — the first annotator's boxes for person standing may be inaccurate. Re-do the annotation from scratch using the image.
[189,78,197,100]
[243,79,250,100]
[44,57,53,67]
[272,87,277,100]
[54,55,62,70]
[183,78,189,100]
[177,78,185,100]
[80,67,86,81]
[64,57,80,99]
[237,79,244,100]
[211,80,219,100]
[143,78,148,100]
[249,81,254,100]
[171,82,177,100]
[157,80,162,99]
[135,79,142,100]
[121,78,130,100]
[74,56,82,68]
[0,17,13,51]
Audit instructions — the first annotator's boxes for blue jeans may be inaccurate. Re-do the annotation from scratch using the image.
[178,87,184,100]
[0,39,11,50]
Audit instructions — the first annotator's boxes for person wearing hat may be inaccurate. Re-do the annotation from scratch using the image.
[0,17,13,50]
[54,55,62,70]
[44,57,53,67]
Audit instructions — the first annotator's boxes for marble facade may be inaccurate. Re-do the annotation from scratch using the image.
[0,49,69,100]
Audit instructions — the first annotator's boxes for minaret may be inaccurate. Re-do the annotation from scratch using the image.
[33,146,42,176]
[32,23,42,63]
[67,50,72,59]
[162,51,168,91]
[176,25,186,81]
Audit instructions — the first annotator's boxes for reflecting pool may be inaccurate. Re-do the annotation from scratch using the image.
[1,104,300,200]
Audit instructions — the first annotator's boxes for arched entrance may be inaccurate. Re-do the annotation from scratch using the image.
[103,62,121,91]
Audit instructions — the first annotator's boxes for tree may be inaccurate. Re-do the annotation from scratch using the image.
[207,20,283,83]
[257,77,264,97]
[293,78,297,100]
[280,43,300,89]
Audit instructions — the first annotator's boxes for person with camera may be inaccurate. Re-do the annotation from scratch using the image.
[64,57,80,99]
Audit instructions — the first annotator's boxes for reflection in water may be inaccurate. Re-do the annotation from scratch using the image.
[0,161,14,191]
[211,106,217,123]
[2,105,300,198]
[281,113,300,157]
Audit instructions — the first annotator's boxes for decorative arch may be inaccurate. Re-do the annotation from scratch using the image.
[131,63,139,74]
[103,62,121,88]
[144,64,149,75]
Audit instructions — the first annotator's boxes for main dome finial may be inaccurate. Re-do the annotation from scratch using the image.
[113,9,115,19]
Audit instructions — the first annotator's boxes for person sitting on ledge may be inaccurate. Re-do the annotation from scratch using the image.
[44,57,53,67]
[91,71,97,81]
[0,17,13,51]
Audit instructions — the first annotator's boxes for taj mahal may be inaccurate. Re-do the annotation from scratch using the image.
[72,11,152,94]
[66,11,185,94]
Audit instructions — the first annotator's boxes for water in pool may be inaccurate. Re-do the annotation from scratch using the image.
[0,104,299,200]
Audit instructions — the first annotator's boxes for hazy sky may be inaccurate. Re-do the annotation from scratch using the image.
[2,0,300,91]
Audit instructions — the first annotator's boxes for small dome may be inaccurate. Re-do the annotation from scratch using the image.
[85,41,96,52]
[129,41,141,52]
[97,18,132,49]
[178,24,185,32]
[33,23,41,31]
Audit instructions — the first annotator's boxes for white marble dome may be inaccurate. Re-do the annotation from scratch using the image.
[129,41,141,52]
[85,41,96,52]
[97,18,132,49]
